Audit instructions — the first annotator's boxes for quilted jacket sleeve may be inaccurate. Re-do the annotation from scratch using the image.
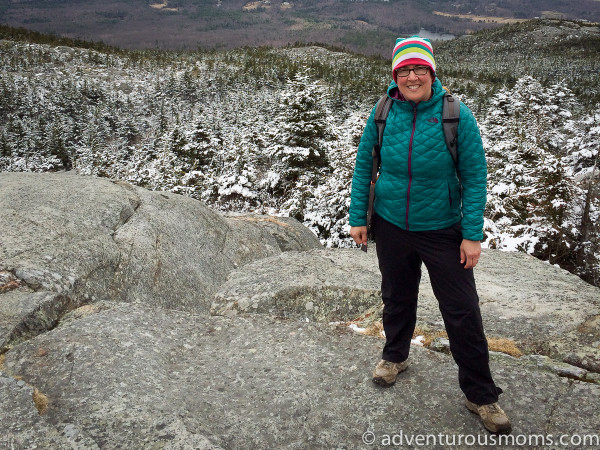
[349,106,378,227]
[456,103,487,241]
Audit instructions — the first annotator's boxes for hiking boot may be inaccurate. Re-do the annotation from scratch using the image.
[372,359,408,387]
[466,399,512,434]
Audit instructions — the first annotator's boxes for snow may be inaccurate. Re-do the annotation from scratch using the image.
[0,39,599,286]
[348,323,367,334]
[496,234,540,253]
[411,335,425,346]
[491,182,511,196]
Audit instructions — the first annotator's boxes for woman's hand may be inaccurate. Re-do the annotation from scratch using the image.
[460,239,481,269]
[350,226,368,246]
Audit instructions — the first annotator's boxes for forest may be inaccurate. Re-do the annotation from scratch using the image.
[0,19,599,286]
[1,0,600,53]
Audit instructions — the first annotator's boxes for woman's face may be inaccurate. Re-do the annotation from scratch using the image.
[395,65,433,104]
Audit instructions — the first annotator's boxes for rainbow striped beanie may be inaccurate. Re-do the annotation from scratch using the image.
[392,36,436,81]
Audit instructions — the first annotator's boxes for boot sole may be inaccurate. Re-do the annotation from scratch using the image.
[466,403,512,435]
[371,364,408,388]
[372,377,396,387]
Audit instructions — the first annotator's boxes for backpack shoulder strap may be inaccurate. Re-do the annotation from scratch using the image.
[374,94,393,150]
[442,89,460,165]
[366,94,392,245]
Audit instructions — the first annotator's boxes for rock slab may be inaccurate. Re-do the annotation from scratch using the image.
[1,172,600,449]
[214,243,600,373]
[3,304,600,449]
[0,172,321,349]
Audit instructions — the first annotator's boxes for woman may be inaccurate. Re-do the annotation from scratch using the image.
[349,36,511,435]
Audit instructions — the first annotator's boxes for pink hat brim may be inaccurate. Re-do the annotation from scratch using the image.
[393,58,435,83]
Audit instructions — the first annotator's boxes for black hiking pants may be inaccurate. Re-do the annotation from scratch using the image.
[373,213,502,405]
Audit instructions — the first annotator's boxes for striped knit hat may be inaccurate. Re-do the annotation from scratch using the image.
[392,36,436,82]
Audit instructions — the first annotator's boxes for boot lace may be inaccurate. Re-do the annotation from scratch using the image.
[482,403,501,414]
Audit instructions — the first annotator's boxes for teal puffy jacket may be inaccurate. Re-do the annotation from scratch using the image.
[349,78,487,241]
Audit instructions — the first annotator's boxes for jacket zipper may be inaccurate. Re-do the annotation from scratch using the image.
[406,104,417,230]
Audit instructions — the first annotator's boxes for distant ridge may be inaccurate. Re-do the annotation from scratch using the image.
[0,24,124,54]
[436,19,600,104]
[1,0,600,55]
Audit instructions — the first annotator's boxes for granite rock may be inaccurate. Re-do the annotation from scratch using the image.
[0,172,321,349]
[212,248,381,321]
[212,243,600,374]
[2,304,600,449]
[1,172,600,449]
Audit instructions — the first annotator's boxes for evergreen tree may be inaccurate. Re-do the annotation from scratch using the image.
[483,77,580,265]
[274,69,331,171]
[49,124,72,170]
[0,132,11,158]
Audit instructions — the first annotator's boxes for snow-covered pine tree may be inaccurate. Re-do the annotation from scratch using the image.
[483,76,580,265]
[274,69,331,171]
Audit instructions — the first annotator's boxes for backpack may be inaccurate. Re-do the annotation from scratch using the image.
[364,89,460,247]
